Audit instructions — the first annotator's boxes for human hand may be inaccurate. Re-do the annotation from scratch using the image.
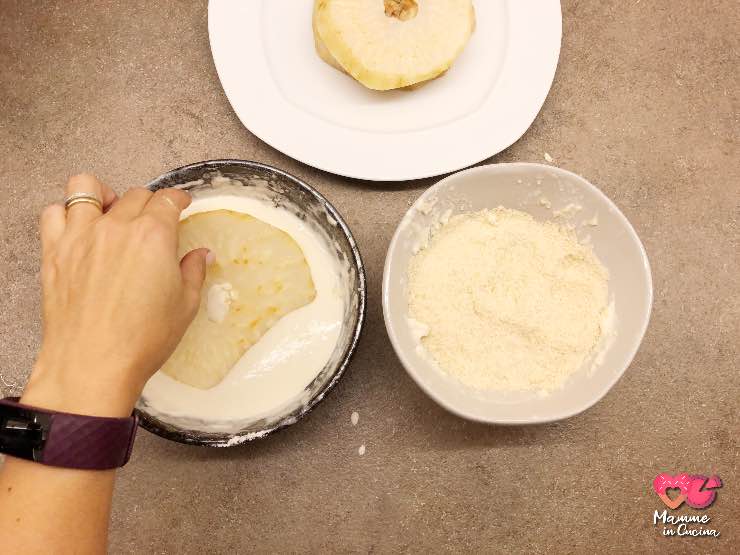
[21,174,210,417]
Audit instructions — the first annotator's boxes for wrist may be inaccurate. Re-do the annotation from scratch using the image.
[22,359,141,418]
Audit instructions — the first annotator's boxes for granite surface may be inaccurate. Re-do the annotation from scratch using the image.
[0,1,737,553]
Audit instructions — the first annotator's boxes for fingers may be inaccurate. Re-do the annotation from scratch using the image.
[40,205,66,255]
[107,188,153,220]
[180,248,213,311]
[99,180,118,211]
[140,188,192,231]
[65,174,116,230]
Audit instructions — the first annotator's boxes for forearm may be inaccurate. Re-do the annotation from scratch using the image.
[0,457,115,554]
[0,368,136,554]
[1,370,131,552]
[0,175,206,553]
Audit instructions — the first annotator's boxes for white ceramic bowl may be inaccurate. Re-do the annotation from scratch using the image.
[382,163,652,424]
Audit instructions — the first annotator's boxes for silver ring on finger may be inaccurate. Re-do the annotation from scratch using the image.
[64,192,102,212]
[160,194,179,211]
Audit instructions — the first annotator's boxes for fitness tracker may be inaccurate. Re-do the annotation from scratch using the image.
[0,398,138,470]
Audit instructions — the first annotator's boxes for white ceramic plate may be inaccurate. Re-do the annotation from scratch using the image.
[383,164,653,423]
[208,1,562,181]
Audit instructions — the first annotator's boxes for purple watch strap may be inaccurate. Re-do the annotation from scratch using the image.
[1,398,138,470]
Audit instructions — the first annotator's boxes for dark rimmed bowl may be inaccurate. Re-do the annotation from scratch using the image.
[136,160,366,446]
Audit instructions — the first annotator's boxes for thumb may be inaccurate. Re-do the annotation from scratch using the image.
[180,248,213,301]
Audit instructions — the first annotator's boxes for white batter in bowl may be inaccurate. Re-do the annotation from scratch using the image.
[136,161,366,445]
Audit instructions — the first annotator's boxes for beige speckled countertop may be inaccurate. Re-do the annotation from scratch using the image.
[1,1,738,553]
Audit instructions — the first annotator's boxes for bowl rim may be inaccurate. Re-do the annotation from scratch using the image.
[382,162,653,424]
[138,159,367,446]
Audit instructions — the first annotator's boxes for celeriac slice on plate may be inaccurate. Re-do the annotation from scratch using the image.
[313,0,476,90]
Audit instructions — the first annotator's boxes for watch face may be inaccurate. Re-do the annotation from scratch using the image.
[0,403,49,461]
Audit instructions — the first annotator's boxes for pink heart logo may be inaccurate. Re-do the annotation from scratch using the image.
[653,473,692,509]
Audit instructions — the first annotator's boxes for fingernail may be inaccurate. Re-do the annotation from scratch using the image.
[205,250,216,266]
